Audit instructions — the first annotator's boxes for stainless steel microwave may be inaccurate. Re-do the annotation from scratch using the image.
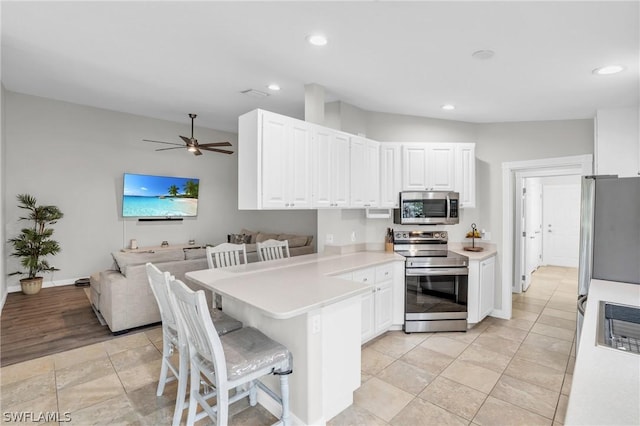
[393,191,460,225]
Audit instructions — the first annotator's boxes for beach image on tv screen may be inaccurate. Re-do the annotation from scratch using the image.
[123,173,199,217]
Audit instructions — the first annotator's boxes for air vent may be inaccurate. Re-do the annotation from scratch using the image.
[240,89,269,98]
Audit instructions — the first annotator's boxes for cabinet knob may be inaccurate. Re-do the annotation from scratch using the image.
[363,278,368,282]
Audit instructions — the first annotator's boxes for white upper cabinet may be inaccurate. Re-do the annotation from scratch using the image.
[379,143,402,208]
[313,126,350,208]
[350,136,380,208]
[402,143,455,191]
[455,143,476,208]
[238,109,312,209]
[239,109,477,211]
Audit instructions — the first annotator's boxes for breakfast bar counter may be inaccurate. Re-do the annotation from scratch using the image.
[186,251,404,425]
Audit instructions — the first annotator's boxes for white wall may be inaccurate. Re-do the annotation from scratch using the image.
[0,83,6,309]
[4,91,317,290]
[477,120,593,309]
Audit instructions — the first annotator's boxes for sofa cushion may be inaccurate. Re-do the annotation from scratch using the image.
[112,249,184,276]
[256,232,278,243]
[184,247,206,260]
[277,234,308,248]
[228,233,252,244]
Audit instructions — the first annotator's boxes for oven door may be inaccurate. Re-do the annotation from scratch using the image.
[405,267,468,321]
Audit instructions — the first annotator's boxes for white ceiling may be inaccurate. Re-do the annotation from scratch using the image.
[2,1,639,132]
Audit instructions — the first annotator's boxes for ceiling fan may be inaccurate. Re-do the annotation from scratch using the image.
[143,114,233,156]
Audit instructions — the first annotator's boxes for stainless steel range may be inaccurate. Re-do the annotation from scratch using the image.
[394,230,469,333]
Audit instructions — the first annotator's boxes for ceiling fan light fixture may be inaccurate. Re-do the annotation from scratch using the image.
[187,146,198,152]
[267,83,281,91]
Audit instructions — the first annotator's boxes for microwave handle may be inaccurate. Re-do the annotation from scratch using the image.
[446,194,450,218]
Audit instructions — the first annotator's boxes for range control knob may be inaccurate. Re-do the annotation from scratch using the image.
[403,233,408,238]
[434,232,440,238]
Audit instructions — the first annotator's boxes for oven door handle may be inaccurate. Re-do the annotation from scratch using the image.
[406,268,468,276]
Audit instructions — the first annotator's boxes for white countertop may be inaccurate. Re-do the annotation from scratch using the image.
[449,242,497,261]
[565,279,640,425]
[186,251,404,320]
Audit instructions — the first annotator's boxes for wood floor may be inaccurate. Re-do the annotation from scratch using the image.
[1,285,119,367]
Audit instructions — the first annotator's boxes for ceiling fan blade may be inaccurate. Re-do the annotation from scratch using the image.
[179,135,193,145]
[143,139,183,146]
[197,141,232,148]
[193,149,203,156]
[156,146,187,152]
[199,147,234,155]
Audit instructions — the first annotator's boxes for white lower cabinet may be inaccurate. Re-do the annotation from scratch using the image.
[338,262,400,343]
[467,255,496,324]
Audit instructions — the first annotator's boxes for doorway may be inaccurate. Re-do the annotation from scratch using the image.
[502,155,592,315]
[518,175,582,292]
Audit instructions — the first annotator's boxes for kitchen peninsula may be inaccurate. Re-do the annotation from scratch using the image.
[186,251,405,425]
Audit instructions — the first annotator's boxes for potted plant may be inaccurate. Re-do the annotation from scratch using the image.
[8,194,64,295]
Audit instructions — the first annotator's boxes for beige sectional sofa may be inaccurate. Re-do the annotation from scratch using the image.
[92,230,314,333]
[93,247,210,333]
[229,228,314,263]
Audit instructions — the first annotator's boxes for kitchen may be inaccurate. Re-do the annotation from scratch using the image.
[1,2,639,425]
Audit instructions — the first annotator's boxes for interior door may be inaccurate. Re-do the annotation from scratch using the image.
[524,181,543,290]
[543,183,581,267]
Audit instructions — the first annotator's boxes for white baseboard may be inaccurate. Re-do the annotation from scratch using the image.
[7,277,85,293]
[0,291,7,314]
[490,309,510,320]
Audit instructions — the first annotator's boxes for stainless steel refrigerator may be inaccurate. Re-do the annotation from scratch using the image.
[577,175,640,347]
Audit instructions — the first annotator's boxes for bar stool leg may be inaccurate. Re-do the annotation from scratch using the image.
[156,338,171,396]
[280,374,291,426]
[172,348,188,426]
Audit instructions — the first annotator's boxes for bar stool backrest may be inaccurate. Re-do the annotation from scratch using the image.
[206,243,247,269]
[168,277,228,384]
[256,239,290,261]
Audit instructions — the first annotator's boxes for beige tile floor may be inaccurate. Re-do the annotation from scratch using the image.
[0,266,577,425]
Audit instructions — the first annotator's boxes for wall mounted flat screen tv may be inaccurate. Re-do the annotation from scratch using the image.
[122,173,200,218]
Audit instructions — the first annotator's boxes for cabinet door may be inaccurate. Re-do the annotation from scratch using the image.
[288,122,313,208]
[427,144,455,190]
[364,140,380,207]
[349,137,367,207]
[380,144,401,208]
[331,133,350,207]
[479,256,496,319]
[402,145,428,190]
[313,128,332,208]
[361,289,375,343]
[261,113,290,208]
[374,280,393,333]
[455,144,476,208]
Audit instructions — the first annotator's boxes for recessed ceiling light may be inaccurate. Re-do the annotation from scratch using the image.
[593,65,625,75]
[307,34,328,46]
[267,84,281,91]
[472,50,495,60]
[441,104,456,111]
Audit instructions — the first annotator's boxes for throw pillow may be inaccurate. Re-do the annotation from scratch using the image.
[240,228,258,243]
[228,233,251,244]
